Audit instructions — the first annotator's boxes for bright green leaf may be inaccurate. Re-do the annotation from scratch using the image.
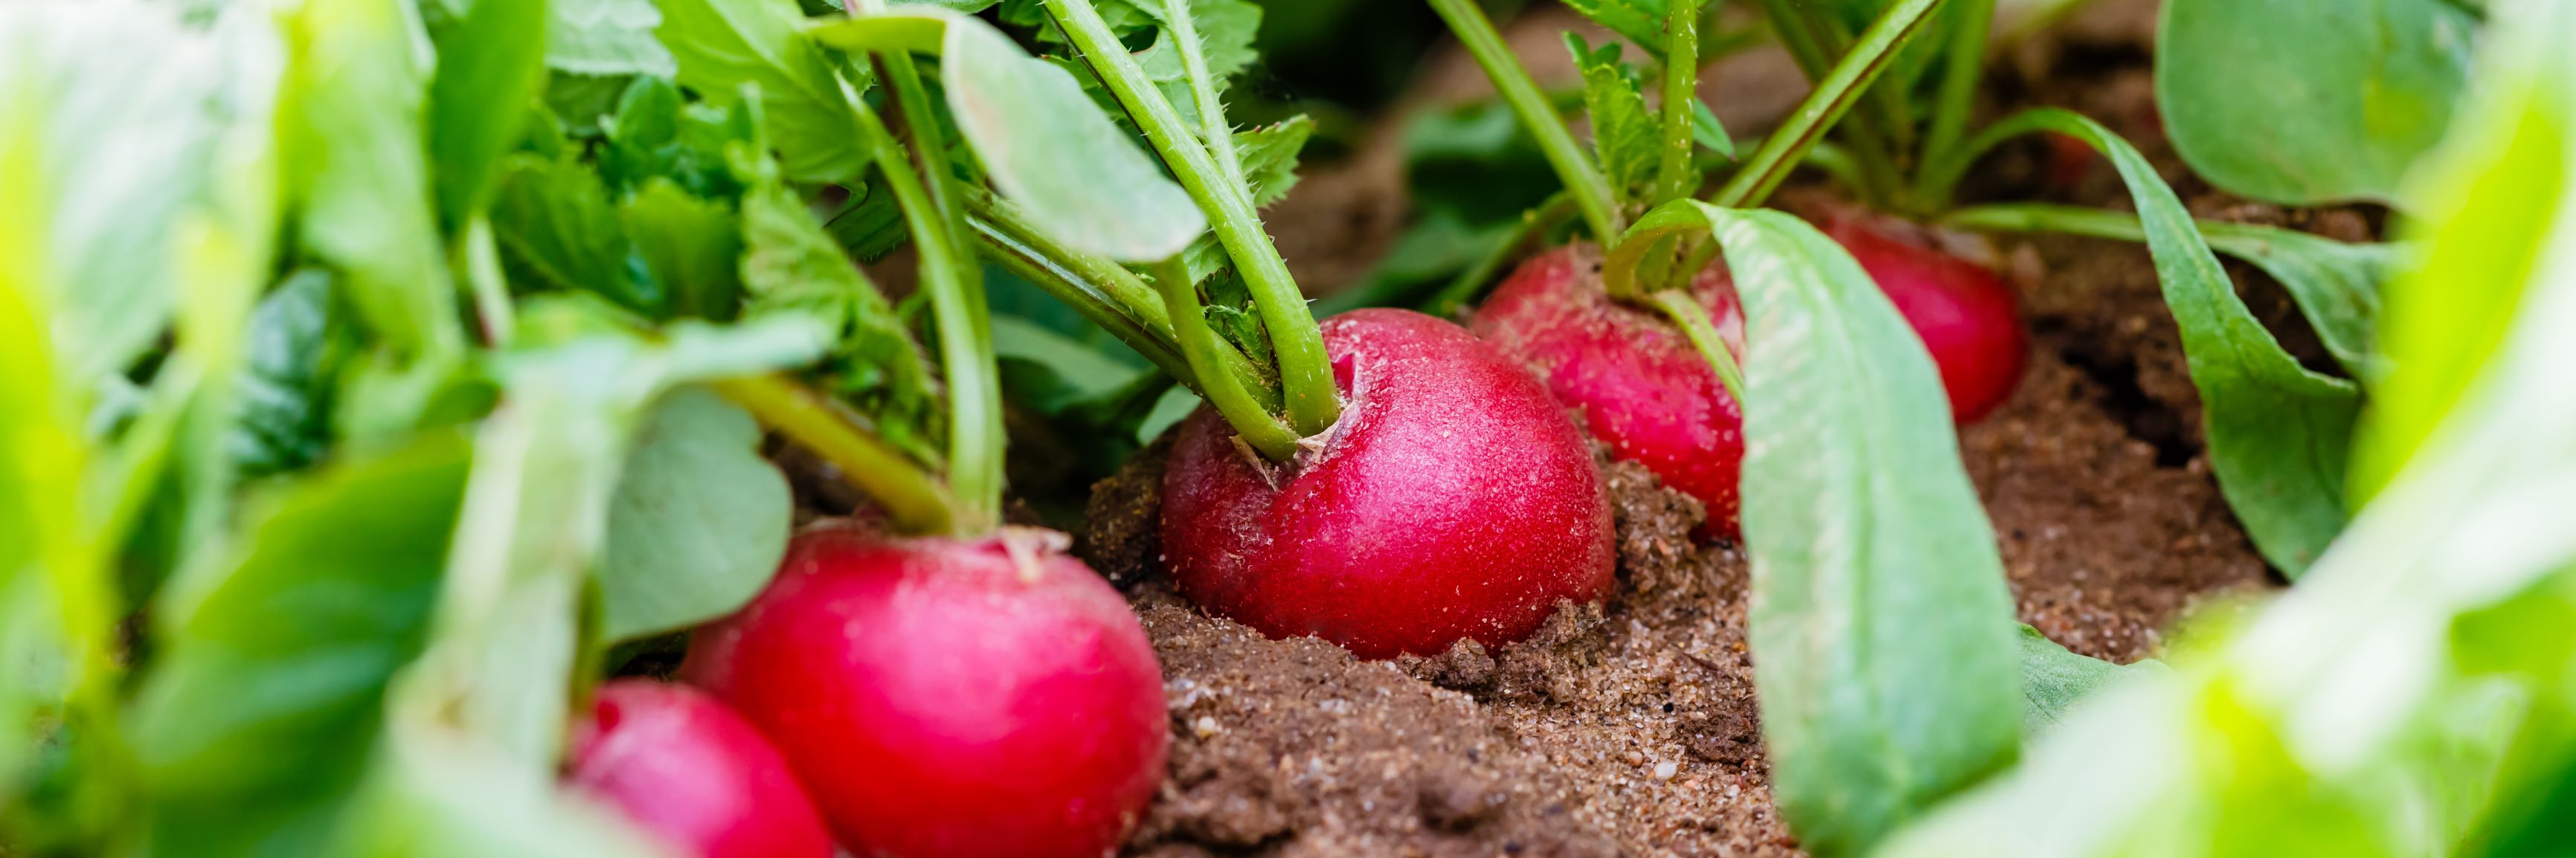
[429,0,551,230]
[598,388,790,641]
[655,0,867,182]
[1567,34,1660,207]
[1692,97,1738,160]
[2157,0,2476,206]
[1617,201,2024,857]
[620,178,743,320]
[131,433,472,858]
[550,0,678,77]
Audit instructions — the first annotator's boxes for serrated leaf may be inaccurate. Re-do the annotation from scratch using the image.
[620,178,743,320]
[489,152,655,312]
[1133,0,1262,84]
[598,388,791,641]
[655,0,867,182]
[130,433,472,858]
[1566,33,1660,208]
[550,0,678,77]
[1563,0,1674,58]
[1236,115,1314,208]
[599,77,755,201]
[736,158,944,462]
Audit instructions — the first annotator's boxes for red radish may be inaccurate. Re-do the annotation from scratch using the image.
[681,525,1167,858]
[1816,210,2029,424]
[565,681,835,858]
[1471,245,1748,534]
[1160,309,1614,659]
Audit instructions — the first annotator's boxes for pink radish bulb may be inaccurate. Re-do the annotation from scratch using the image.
[1471,245,1748,534]
[565,680,836,858]
[1160,309,1615,659]
[681,525,1168,858]
[1817,211,2029,423]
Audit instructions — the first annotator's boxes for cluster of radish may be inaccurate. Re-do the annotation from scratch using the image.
[562,1,2029,857]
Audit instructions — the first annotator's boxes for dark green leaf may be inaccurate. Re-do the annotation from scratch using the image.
[1566,34,1660,207]
[599,388,791,641]
[542,71,637,138]
[1620,202,2023,857]
[230,271,354,480]
[2034,111,2363,577]
[599,76,754,201]
[428,0,550,230]
[826,183,910,262]
[736,160,945,462]
[2015,625,2162,738]
[1237,115,1314,208]
[130,433,472,858]
[1942,204,2397,378]
[2157,0,2476,205]
[656,0,867,182]
[620,178,744,320]
[548,0,678,77]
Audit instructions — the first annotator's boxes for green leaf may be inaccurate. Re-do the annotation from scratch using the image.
[1132,0,1263,122]
[736,159,945,462]
[598,388,791,642]
[1615,202,2023,857]
[1942,204,2398,378]
[1566,34,1660,207]
[1,3,237,387]
[1236,115,1314,209]
[1563,0,1674,59]
[428,0,551,230]
[129,433,472,858]
[620,178,744,320]
[992,315,1153,416]
[1959,109,2363,578]
[290,0,463,364]
[230,271,356,480]
[491,152,655,312]
[599,77,755,201]
[2352,57,2564,504]
[2156,0,2476,206]
[550,0,678,77]
[655,0,867,182]
[1692,97,1737,160]
[825,182,909,262]
[832,10,1209,262]
[2015,625,2162,738]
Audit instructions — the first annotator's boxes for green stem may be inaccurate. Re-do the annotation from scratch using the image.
[716,375,957,535]
[1153,257,1300,460]
[1044,0,1340,436]
[1758,0,1834,81]
[1423,192,1580,317]
[1425,0,1622,247]
[1648,289,1747,407]
[1918,0,1994,210]
[841,74,1000,532]
[1654,0,1705,207]
[1164,0,1247,194]
[963,190,1280,411]
[460,216,514,346]
[1710,0,1948,210]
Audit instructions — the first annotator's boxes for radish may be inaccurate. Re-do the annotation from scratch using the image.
[1815,210,2029,424]
[1160,309,1616,659]
[681,524,1168,858]
[1471,245,1749,532]
[565,681,836,858]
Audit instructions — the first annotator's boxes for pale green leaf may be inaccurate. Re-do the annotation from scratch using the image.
[2015,625,2163,738]
[550,0,678,77]
[2157,0,2476,206]
[655,0,866,182]
[598,388,791,641]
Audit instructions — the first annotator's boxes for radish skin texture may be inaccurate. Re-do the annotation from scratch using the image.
[681,526,1168,858]
[1472,245,1749,535]
[565,681,836,858]
[1160,309,1616,659]
[1817,211,2029,424]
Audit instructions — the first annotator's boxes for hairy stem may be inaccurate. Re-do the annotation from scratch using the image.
[1710,0,1948,210]
[1164,0,1248,193]
[1655,0,1706,207]
[717,375,957,535]
[1044,0,1340,438]
[1153,257,1301,460]
[1425,0,1623,246]
[842,74,1000,533]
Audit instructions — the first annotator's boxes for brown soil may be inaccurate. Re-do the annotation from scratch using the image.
[1064,1,2332,854]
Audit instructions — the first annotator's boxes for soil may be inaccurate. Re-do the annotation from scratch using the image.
[1059,1,2347,854]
